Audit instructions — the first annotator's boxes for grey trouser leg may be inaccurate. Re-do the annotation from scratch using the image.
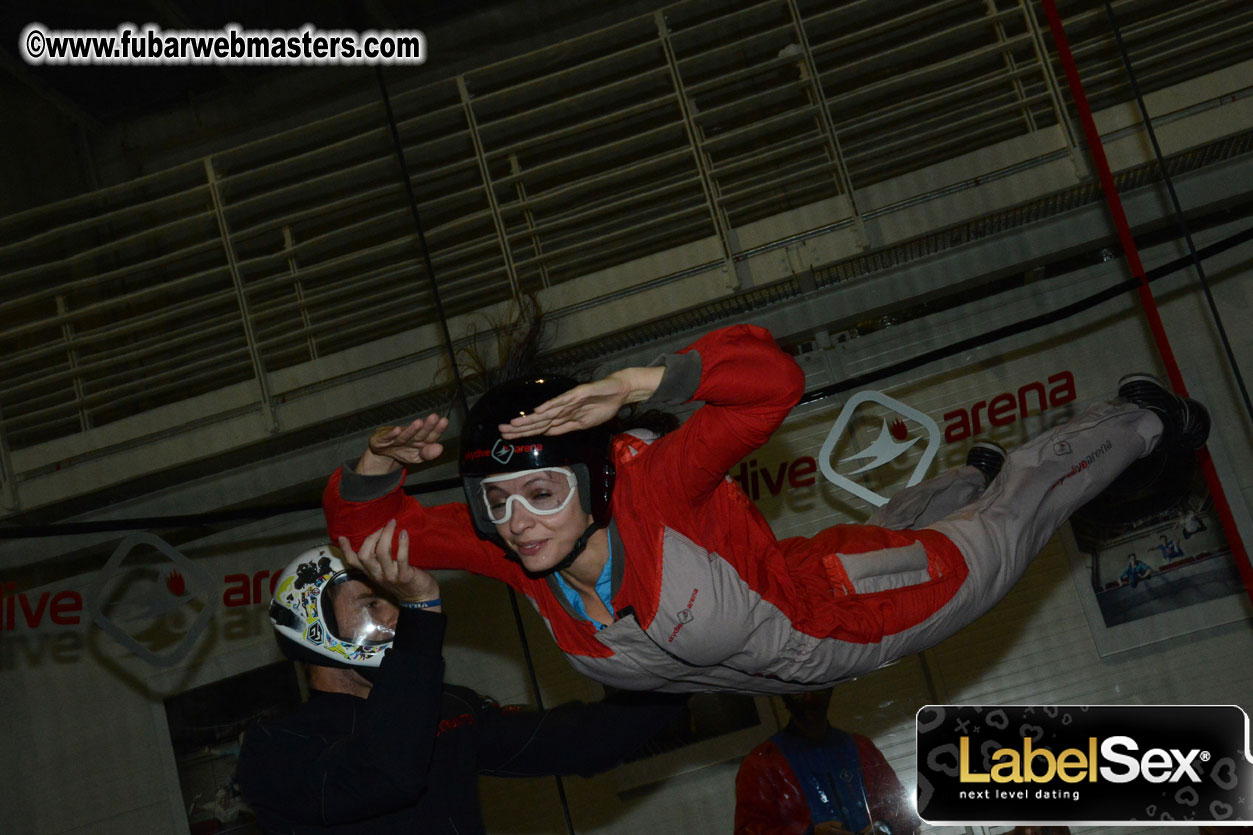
[868,466,988,530]
[791,402,1165,685]
[825,401,1163,672]
[925,401,1162,625]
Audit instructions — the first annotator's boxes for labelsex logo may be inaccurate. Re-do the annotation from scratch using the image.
[960,735,1207,784]
[916,704,1253,825]
[819,390,940,507]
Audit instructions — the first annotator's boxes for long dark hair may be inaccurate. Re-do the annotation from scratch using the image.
[453,294,557,401]
[452,295,678,439]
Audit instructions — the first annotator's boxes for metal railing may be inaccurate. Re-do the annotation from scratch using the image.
[0,0,1249,505]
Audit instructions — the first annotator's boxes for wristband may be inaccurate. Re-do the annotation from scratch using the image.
[399,598,441,610]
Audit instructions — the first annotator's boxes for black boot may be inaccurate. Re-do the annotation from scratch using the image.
[965,440,1006,487]
[1117,374,1210,453]
[1085,374,1210,522]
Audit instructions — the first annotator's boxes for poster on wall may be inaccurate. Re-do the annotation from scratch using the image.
[1062,458,1252,656]
[164,661,303,834]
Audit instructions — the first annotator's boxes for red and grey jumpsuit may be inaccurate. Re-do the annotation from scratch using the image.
[326,325,1162,693]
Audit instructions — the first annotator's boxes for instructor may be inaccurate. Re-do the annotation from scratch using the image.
[237,521,684,834]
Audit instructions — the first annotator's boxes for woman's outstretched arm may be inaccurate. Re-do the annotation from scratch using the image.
[323,413,515,581]
[500,324,804,505]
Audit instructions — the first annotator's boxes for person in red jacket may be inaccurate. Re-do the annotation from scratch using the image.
[326,324,1207,693]
[734,689,920,835]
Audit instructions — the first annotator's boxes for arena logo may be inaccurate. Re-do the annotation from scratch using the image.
[733,372,1080,506]
[819,390,942,507]
[222,569,282,607]
[1051,439,1113,489]
[462,441,544,464]
[731,456,819,501]
[491,438,514,464]
[668,587,700,643]
[1,538,311,678]
[0,568,282,633]
[2,532,291,672]
[941,370,1076,442]
[86,533,218,667]
[0,584,83,630]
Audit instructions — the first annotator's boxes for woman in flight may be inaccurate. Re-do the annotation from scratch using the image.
[326,324,1206,693]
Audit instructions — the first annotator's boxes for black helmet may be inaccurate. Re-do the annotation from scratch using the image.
[460,376,614,564]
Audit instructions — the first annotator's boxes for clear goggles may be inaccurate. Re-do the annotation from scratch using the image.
[325,574,397,646]
[479,467,578,525]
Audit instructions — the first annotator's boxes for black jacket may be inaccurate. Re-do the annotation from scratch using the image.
[237,609,683,833]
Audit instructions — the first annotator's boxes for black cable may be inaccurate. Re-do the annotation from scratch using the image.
[0,478,464,538]
[1143,223,1253,286]
[1100,0,1253,428]
[798,222,1253,406]
[799,274,1135,405]
[375,68,468,419]
[376,68,576,835]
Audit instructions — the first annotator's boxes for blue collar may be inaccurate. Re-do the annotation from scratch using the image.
[551,532,614,630]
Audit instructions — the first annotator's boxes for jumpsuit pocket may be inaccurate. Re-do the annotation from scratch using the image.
[819,535,967,641]
[831,542,931,594]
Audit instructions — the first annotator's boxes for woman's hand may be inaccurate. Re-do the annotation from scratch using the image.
[356,413,449,475]
[499,367,663,438]
[338,519,439,605]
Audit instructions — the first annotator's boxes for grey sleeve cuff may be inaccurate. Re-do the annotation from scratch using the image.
[643,349,702,406]
[338,458,405,502]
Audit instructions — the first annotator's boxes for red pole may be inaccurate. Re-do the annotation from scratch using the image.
[1039,0,1252,603]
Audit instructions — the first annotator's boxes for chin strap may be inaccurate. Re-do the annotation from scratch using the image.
[503,522,602,577]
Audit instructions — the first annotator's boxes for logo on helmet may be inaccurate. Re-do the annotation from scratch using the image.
[491,438,514,465]
[294,557,332,589]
